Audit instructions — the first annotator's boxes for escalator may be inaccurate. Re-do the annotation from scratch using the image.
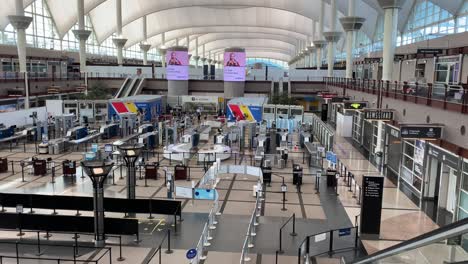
[114,77,146,98]
[129,77,145,96]
[350,218,468,264]
[114,77,131,98]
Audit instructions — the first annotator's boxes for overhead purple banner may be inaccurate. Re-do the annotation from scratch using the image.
[223,51,245,81]
[166,50,189,80]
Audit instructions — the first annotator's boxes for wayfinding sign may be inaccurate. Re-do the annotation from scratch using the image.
[400,125,443,139]
[363,109,394,120]
[360,175,384,235]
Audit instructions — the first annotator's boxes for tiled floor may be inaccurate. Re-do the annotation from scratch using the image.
[332,133,440,255]
[0,123,449,263]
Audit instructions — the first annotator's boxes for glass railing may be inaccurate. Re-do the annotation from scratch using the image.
[352,218,468,264]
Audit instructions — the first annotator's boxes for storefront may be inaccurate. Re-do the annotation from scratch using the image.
[384,124,401,185]
[425,144,463,225]
[459,159,468,220]
[399,139,426,202]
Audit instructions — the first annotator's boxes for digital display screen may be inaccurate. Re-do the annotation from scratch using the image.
[223,51,246,81]
[166,50,189,80]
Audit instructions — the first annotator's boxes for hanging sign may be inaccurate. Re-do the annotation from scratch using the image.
[363,110,394,120]
[400,125,443,139]
[344,102,367,110]
[417,48,443,55]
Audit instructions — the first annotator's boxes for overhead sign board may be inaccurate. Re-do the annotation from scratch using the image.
[400,125,443,139]
[364,58,382,64]
[318,92,338,99]
[344,102,367,110]
[417,48,443,55]
[363,110,394,120]
[427,145,460,169]
[394,54,405,61]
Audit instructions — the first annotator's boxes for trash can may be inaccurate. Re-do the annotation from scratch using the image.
[326,169,337,187]
[62,160,76,177]
[145,163,158,180]
[174,164,188,180]
[0,158,7,173]
[262,165,272,184]
[33,159,47,176]
[293,164,303,186]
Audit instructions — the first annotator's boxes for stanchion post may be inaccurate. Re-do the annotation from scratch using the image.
[36,231,42,256]
[165,229,173,254]
[117,235,125,261]
[291,213,297,236]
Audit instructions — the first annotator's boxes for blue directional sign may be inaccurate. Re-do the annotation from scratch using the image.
[186,248,197,259]
[194,188,217,200]
[326,151,337,164]
[338,228,351,237]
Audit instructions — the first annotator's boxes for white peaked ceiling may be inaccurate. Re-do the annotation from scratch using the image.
[0,0,465,62]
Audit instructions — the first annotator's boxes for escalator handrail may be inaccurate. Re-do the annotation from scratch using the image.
[352,217,468,264]
[115,77,130,98]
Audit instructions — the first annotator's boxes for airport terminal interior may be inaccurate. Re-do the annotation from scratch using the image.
[1,0,468,263]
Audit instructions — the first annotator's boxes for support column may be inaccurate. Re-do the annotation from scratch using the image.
[9,0,32,109]
[308,46,316,68]
[378,0,406,81]
[314,8,327,72]
[324,0,341,77]
[72,0,91,73]
[112,0,127,65]
[313,41,326,71]
[224,47,245,98]
[159,33,167,72]
[193,37,200,68]
[139,16,151,65]
[340,0,365,79]
[167,46,189,95]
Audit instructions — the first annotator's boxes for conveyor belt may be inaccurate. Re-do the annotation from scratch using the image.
[68,132,103,144]
[0,132,27,143]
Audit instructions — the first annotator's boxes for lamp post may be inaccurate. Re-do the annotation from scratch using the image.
[119,143,144,216]
[81,160,114,247]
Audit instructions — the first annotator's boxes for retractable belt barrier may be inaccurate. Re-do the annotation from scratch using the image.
[0,192,182,217]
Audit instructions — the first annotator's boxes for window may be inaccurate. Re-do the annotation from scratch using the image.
[457,1,468,33]
[1,0,162,65]
[401,0,455,46]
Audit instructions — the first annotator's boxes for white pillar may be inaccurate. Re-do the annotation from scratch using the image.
[327,0,337,77]
[382,7,399,81]
[317,6,325,72]
[186,35,189,48]
[175,38,179,46]
[160,33,166,70]
[9,0,32,109]
[74,0,90,73]
[340,0,365,79]
[112,0,126,65]
[139,16,151,65]
[193,37,199,68]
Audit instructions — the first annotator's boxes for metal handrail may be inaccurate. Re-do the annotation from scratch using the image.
[351,218,468,264]
[240,192,262,263]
